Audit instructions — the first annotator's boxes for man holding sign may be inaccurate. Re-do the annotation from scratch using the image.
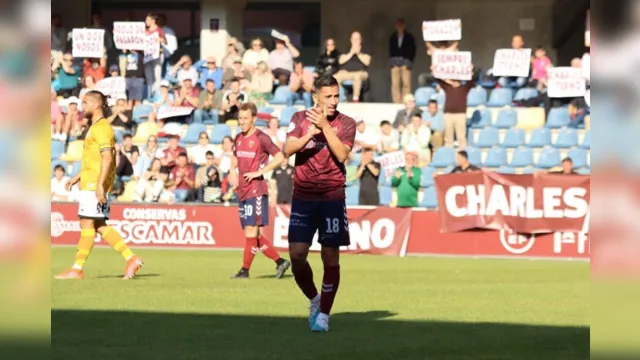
[496,35,529,88]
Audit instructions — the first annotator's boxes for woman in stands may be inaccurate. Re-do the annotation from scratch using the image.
[248,61,274,107]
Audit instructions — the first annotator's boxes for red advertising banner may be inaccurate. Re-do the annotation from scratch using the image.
[434,171,590,234]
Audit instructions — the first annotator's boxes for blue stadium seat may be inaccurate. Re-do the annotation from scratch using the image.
[509,147,533,167]
[501,128,525,148]
[51,159,67,175]
[279,106,298,127]
[483,146,507,167]
[182,123,207,144]
[114,129,125,144]
[420,167,435,187]
[528,128,551,148]
[443,165,454,174]
[536,147,561,169]
[415,87,436,106]
[258,107,275,114]
[465,146,482,166]
[419,187,438,209]
[51,141,65,160]
[475,127,500,148]
[379,169,390,186]
[554,128,578,148]
[270,86,293,105]
[514,88,539,101]
[432,92,445,106]
[430,147,456,167]
[467,87,487,107]
[345,185,360,206]
[580,130,590,149]
[132,104,154,122]
[466,128,475,146]
[209,124,231,144]
[567,147,588,169]
[469,108,492,128]
[350,152,361,167]
[496,166,516,174]
[545,107,570,128]
[379,186,393,206]
[577,167,590,175]
[69,161,82,177]
[493,108,518,129]
[486,88,513,107]
[521,167,537,174]
[339,85,347,102]
[202,112,220,125]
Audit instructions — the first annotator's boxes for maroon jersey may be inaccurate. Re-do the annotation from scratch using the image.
[286,110,356,201]
[234,129,280,201]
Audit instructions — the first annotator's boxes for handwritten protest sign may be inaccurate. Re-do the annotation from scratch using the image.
[422,20,461,42]
[492,48,532,78]
[144,32,160,64]
[375,151,406,179]
[271,29,288,41]
[547,67,586,98]
[157,106,194,120]
[113,22,145,50]
[432,51,472,81]
[95,77,126,106]
[72,29,104,58]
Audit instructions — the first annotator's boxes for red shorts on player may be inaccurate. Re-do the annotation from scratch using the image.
[238,195,268,228]
[287,199,350,248]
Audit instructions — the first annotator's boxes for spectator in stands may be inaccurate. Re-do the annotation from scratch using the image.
[169,55,200,85]
[401,113,431,165]
[531,46,553,91]
[434,75,474,149]
[51,88,63,136]
[378,120,400,153]
[144,13,167,97]
[393,94,422,133]
[497,35,529,88]
[316,38,340,77]
[158,168,177,204]
[196,151,223,203]
[109,64,120,78]
[153,80,174,109]
[223,57,251,90]
[391,151,421,208]
[172,77,200,124]
[115,143,135,182]
[335,31,371,102]
[222,37,245,70]
[90,12,114,50]
[355,148,381,205]
[170,152,196,202]
[389,18,416,104]
[83,55,107,83]
[248,61,274,107]
[161,134,187,171]
[123,49,146,109]
[52,51,80,98]
[568,97,589,128]
[54,96,82,141]
[420,40,459,87]
[78,75,97,103]
[193,79,223,124]
[449,150,481,173]
[134,158,165,202]
[242,38,269,72]
[188,132,217,166]
[108,97,134,131]
[51,164,70,201]
[157,13,178,78]
[268,36,300,85]
[271,159,295,205]
[289,60,314,108]
[548,157,578,175]
[264,116,286,148]
[423,99,444,150]
[137,136,164,176]
[51,14,67,60]
[198,56,224,90]
[121,134,140,162]
[354,119,379,153]
[221,78,248,122]
[214,136,234,176]
[70,116,90,141]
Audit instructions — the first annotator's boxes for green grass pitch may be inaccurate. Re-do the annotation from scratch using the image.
[52,247,589,360]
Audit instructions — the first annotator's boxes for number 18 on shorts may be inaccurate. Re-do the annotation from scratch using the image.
[239,195,269,229]
[287,199,350,247]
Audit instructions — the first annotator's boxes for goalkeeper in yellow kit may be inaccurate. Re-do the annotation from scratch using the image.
[54,91,143,280]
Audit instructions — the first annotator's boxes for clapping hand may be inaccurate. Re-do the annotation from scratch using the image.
[306,105,329,130]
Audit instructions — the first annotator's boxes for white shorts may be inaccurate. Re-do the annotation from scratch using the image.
[77,190,111,219]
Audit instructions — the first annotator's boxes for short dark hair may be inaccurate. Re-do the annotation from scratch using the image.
[54,164,65,173]
[205,151,214,157]
[428,99,438,106]
[363,148,374,153]
[123,133,132,140]
[223,135,233,143]
[238,102,258,116]
[380,120,391,127]
[562,157,573,164]
[313,75,339,92]
[205,79,215,84]
[177,152,188,158]
[230,77,240,83]
[85,90,109,108]
[412,113,422,119]
[457,150,468,160]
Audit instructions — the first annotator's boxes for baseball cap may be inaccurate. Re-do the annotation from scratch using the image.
[66,96,80,105]
[160,80,171,88]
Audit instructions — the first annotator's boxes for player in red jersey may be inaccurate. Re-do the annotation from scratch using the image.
[283,75,356,332]
[228,102,291,279]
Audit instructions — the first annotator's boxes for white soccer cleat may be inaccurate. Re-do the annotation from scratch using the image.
[308,295,321,328]
[311,313,329,332]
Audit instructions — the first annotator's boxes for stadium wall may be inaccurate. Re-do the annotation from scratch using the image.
[51,202,590,261]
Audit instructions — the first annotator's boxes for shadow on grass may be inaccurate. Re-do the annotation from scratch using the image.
[253,274,294,280]
[94,273,162,280]
[52,309,588,360]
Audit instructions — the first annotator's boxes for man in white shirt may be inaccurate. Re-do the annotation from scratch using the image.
[401,113,432,165]
[214,135,234,175]
[378,120,400,153]
[353,119,379,153]
[188,131,217,166]
[169,55,200,85]
[158,14,178,78]
[51,165,71,201]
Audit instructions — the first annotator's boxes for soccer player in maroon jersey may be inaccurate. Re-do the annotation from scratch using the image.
[229,102,291,279]
[283,75,356,332]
